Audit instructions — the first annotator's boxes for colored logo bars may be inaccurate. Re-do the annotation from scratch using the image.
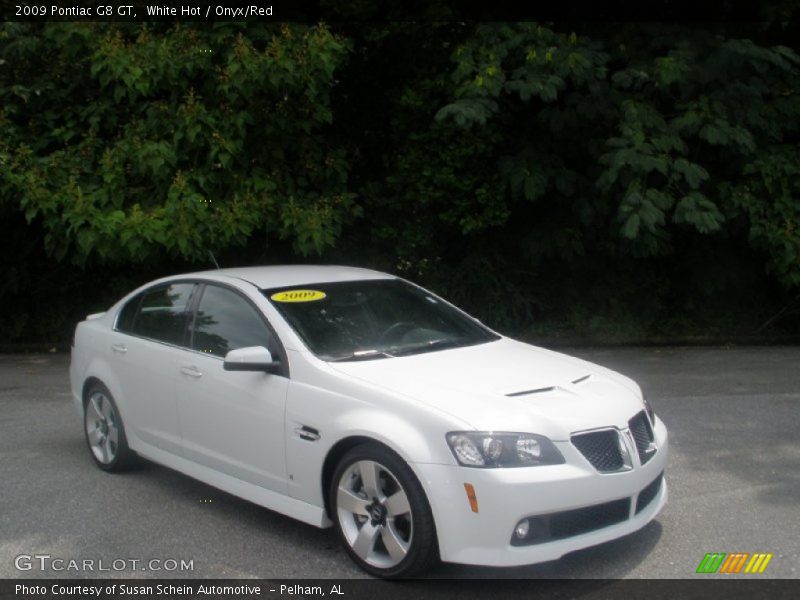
[696,552,773,574]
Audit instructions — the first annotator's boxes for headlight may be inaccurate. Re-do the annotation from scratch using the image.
[446,432,565,468]
[643,397,655,423]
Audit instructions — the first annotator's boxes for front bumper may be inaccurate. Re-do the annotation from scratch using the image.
[416,417,668,566]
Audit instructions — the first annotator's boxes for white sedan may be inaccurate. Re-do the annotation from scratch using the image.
[69,265,667,577]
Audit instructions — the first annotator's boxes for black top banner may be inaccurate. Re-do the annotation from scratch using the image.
[0,0,790,23]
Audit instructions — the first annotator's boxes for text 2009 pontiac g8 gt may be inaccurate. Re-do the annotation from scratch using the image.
[70,265,667,577]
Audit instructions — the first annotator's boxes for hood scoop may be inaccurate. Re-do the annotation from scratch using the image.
[505,374,592,397]
[505,386,555,398]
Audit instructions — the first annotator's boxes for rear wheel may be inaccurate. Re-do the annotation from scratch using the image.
[330,443,438,578]
[83,383,135,472]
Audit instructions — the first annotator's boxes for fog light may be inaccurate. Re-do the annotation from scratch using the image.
[514,518,530,539]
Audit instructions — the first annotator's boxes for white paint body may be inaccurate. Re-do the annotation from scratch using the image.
[70,265,667,567]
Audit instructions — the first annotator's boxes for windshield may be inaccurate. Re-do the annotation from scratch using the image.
[263,279,499,361]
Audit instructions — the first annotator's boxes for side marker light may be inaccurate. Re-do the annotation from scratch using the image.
[463,483,479,513]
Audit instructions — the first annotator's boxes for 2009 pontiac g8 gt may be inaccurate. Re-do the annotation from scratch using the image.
[70,265,667,577]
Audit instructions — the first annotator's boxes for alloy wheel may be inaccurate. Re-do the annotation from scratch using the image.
[336,459,413,569]
[85,391,119,464]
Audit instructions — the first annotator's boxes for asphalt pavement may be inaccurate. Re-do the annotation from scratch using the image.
[1,347,798,579]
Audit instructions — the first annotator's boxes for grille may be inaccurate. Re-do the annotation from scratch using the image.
[635,471,664,514]
[572,429,624,472]
[629,411,655,464]
[511,498,631,546]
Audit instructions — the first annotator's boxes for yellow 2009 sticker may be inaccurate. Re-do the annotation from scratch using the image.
[270,289,327,303]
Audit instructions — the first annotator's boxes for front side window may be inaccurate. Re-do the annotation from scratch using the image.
[130,283,195,345]
[191,285,275,358]
[264,279,499,361]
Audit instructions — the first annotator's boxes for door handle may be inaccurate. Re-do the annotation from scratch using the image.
[180,364,203,378]
[111,343,128,354]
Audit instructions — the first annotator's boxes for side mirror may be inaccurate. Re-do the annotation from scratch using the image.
[223,346,281,374]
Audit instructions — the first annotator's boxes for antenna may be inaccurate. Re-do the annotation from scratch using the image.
[208,251,221,270]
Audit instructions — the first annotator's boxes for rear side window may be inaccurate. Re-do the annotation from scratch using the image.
[191,285,275,358]
[132,283,195,346]
[116,293,142,333]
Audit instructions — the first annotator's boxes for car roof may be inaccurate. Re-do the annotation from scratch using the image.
[187,265,395,289]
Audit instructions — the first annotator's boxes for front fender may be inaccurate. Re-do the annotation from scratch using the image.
[284,379,457,515]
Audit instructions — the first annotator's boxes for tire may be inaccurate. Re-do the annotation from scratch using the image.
[83,382,136,472]
[329,443,439,578]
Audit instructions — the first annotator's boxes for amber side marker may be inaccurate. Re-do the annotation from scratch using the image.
[463,483,479,513]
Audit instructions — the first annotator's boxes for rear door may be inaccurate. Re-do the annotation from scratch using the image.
[175,283,289,493]
[111,282,197,455]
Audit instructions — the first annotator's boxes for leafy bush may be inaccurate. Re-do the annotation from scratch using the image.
[1,18,798,343]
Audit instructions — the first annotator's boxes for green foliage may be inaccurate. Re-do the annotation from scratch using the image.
[1,23,354,264]
[1,17,799,343]
[727,146,800,287]
[413,22,800,287]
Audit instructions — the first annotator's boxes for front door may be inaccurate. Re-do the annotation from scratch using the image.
[175,283,289,493]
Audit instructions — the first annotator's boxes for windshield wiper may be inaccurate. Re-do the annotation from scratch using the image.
[328,339,462,361]
[391,338,460,357]
[327,349,395,362]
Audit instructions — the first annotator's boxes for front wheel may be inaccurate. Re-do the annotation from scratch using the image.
[330,443,438,578]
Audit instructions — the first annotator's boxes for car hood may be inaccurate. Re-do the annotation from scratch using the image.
[328,338,645,440]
